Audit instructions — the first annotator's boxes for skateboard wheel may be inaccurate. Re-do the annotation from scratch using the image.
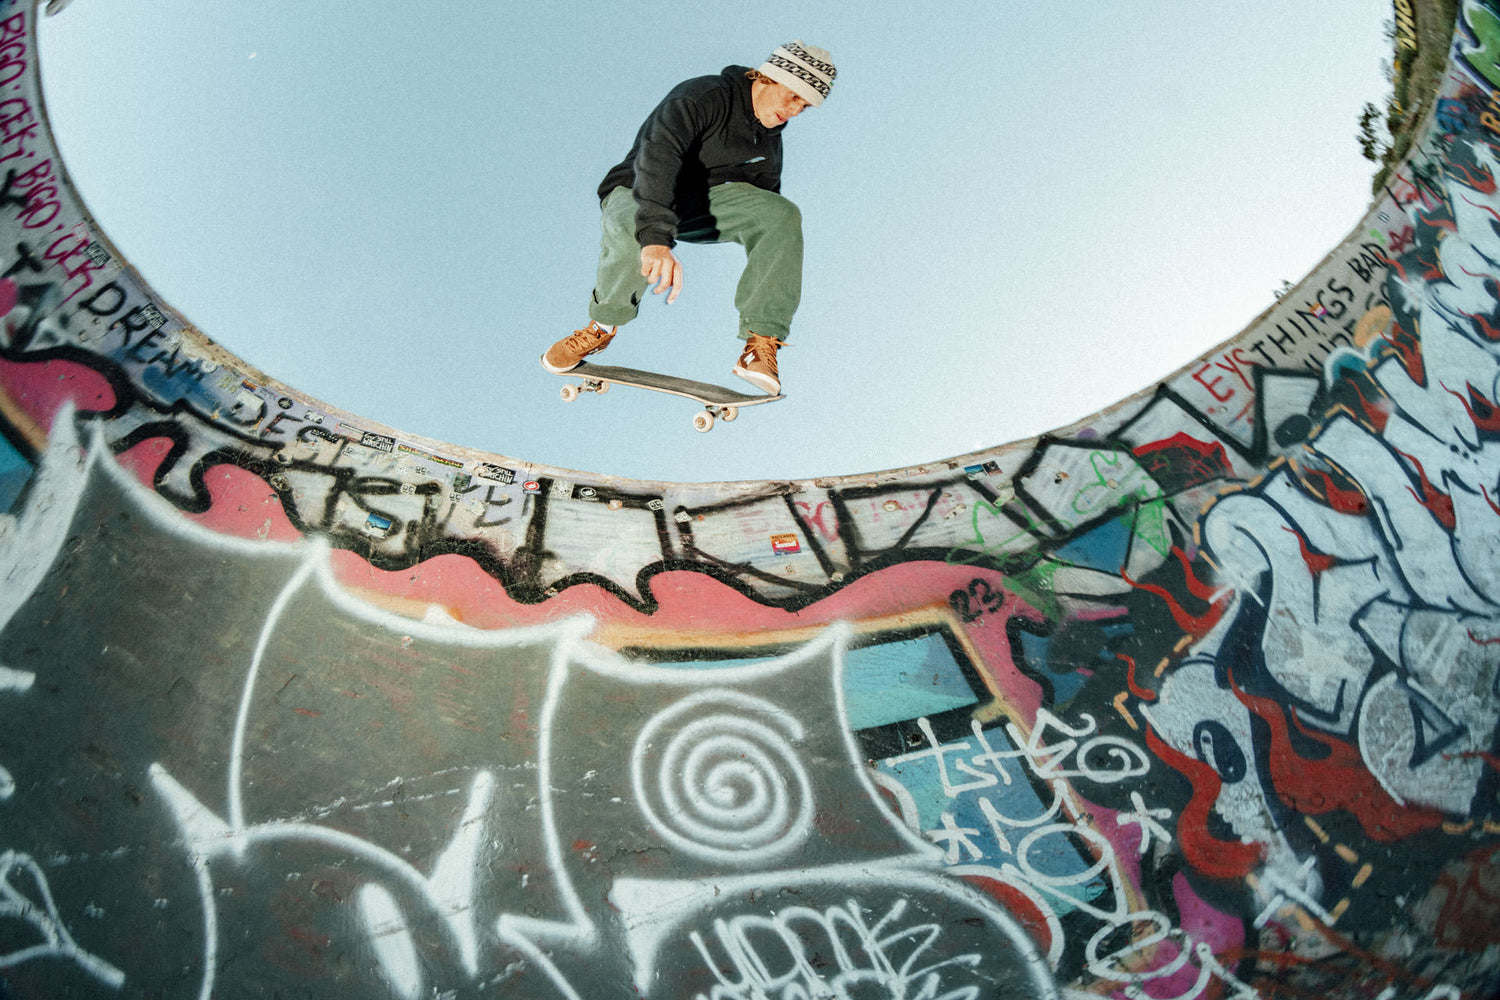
[596,381,609,394]
[560,384,580,402]
[722,406,739,422]
[693,412,714,433]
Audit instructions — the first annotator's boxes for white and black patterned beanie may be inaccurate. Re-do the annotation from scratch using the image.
[757,41,836,107]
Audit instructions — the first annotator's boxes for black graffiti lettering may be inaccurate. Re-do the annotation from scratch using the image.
[949,577,1005,623]
[262,412,303,440]
[0,164,28,212]
[2,239,41,278]
[1264,324,1299,358]
[123,328,167,365]
[1313,282,1349,321]
[1245,339,1276,367]
[474,487,515,530]
[1326,276,1354,307]
[1348,243,1390,284]
[949,587,978,623]
[78,280,127,318]
[107,305,162,350]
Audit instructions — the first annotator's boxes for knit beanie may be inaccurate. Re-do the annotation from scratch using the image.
[757,41,836,107]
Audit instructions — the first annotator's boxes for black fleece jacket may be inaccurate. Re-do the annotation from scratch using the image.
[597,65,785,249]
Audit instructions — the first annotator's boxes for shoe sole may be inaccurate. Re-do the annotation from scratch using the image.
[541,353,583,374]
[733,366,780,395]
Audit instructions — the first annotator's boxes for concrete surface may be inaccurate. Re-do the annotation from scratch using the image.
[3,1,1500,997]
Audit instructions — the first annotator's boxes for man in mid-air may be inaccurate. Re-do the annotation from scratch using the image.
[542,41,836,396]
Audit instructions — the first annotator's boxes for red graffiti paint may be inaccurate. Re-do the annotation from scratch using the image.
[1443,748,1500,773]
[1343,378,1392,434]
[1387,225,1417,254]
[1144,728,1262,879]
[955,872,1055,958]
[1379,324,1426,385]
[1117,653,1157,702]
[1295,467,1371,515]
[1132,432,1235,486]
[1119,568,1228,638]
[1432,843,1500,948]
[1459,302,1500,342]
[1453,161,1498,195]
[1170,545,1221,603]
[1396,449,1457,531]
[1443,380,1500,432]
[1468,627,1500,646]
[1462,191,1500,226]
[1281,526,1337,576]
[1230,673,1444,842]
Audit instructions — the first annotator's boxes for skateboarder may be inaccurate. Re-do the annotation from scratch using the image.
[541,41,836,396]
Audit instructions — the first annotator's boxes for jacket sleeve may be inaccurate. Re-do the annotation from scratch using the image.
[629,91,718,248]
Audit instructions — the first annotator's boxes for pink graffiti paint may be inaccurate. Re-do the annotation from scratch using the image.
[0,356,115,426]
[113,439,303,543]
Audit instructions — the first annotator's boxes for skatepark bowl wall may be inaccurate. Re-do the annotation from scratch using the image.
[4,2,1500,998]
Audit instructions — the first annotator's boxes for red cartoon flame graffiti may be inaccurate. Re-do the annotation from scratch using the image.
[1229,672,1444,842]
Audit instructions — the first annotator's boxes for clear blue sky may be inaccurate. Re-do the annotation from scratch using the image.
[37,2,1394,484]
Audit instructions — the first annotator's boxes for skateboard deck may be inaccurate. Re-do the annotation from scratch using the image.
[554,362,783,432]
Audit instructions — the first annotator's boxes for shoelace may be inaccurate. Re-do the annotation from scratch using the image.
[565,326,610,352]
[742,337,786,368]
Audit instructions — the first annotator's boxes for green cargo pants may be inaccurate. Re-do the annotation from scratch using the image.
[588,183,803,341]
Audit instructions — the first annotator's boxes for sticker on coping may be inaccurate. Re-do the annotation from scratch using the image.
[476,463,516,484]
[363,512,395,536]
[965,460,1001,479]
[770,533,801,555]
[360,432,396,454]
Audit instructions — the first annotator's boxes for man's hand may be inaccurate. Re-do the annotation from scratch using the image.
[640,245,683,303]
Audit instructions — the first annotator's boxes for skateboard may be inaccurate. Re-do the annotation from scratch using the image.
[553,362,784,432]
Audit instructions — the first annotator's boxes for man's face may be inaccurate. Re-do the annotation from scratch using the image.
[750,79,810,128]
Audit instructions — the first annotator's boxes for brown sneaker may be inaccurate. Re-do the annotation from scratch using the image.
[732,334,786,394]
[542,321,616,373]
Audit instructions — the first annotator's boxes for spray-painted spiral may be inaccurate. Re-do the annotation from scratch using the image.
[632,689,813,864]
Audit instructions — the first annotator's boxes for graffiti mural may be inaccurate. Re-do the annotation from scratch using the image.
[3,0,1500,997]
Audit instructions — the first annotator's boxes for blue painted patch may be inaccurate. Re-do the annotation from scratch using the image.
[1053,514,1131,572]
[1017,629,1087,705]
[0,433,33,513]
[842,632,979,730]
[657,630,979,730]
